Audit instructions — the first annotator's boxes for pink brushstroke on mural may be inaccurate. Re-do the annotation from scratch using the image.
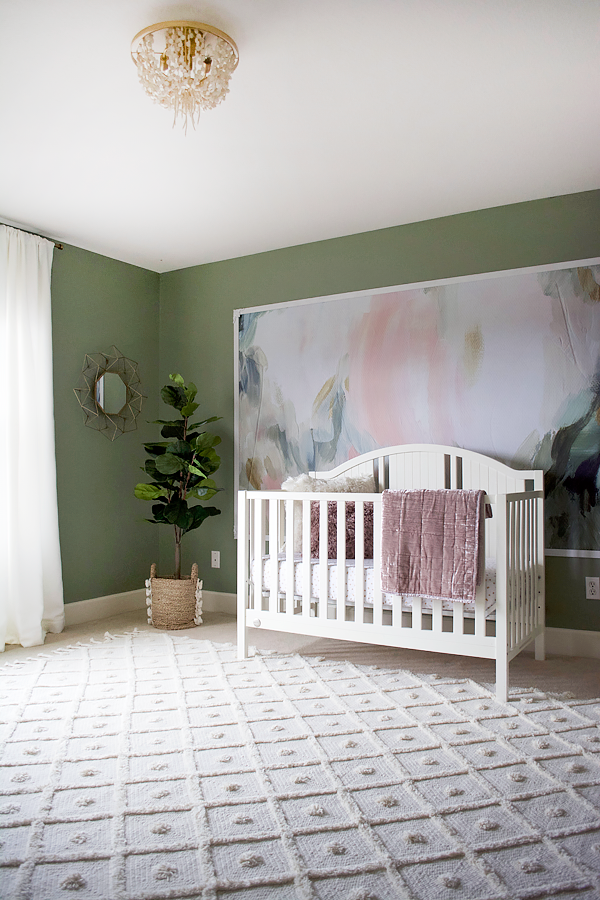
[348,293,458,447]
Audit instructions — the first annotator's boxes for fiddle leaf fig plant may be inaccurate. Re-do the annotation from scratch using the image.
[135,373,222,579]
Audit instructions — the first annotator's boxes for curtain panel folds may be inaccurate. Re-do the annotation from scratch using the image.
[0,224,64,649]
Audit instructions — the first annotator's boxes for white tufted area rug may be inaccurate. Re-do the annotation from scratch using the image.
[1,631,600,900]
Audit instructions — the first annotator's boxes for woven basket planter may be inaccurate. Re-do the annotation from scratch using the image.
[145,563,203,630]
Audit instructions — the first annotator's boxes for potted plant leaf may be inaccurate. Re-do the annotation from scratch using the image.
[135,373,222,629]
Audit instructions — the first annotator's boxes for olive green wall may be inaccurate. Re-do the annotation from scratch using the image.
[159,190,600,632]
[49,190,600,629]
[51,244,160,603]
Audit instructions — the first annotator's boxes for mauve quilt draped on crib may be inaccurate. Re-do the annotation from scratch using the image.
[0,224,64,649]
[381,488,486,603]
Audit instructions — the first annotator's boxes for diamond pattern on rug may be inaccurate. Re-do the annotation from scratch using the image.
[1,631,599,899]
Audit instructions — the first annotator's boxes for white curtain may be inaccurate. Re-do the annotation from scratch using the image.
[0,224,64,649]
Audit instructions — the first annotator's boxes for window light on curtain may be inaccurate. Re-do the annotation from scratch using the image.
[0,224,64,649]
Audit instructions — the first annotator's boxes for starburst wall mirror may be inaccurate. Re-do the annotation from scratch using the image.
[74,346,145,441]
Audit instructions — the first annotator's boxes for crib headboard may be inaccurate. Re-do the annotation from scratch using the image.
[312,443,543,494]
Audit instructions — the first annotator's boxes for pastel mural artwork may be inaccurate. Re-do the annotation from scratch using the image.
[237,263,600,550]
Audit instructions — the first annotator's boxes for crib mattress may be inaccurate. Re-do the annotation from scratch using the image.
[255,555,497,618]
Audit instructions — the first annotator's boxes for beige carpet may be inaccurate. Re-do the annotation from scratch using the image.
[3,610,600,700]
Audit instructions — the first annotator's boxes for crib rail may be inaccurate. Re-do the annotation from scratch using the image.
[237,488,544,689]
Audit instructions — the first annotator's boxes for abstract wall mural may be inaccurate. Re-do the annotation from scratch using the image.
[236,262,600,550]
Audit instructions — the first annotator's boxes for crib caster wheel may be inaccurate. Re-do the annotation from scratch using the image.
[253,619,261,628]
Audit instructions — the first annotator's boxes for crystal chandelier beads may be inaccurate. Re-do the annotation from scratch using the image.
[131,21,238,130]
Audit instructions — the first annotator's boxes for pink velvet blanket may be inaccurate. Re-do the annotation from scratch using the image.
[381,489,487,603]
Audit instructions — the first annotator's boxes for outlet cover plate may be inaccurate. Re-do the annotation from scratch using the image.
[585,576,600,599]
[211,550,220,569]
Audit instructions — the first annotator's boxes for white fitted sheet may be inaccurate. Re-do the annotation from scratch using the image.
[255,555,497,618]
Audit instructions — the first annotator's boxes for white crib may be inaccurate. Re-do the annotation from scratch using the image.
[237,444,545,702]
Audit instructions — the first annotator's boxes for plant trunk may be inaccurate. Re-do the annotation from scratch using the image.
[174,526,181,579]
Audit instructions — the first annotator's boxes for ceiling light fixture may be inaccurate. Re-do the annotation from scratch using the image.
[131,20,238,130]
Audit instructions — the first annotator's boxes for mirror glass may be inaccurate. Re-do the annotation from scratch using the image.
[96,373,127,414]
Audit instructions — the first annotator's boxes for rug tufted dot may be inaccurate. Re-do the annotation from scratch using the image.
[293,774,311,784]
[404,831,428,844]
[153,863,178,881]
[477,818,500,831]
[69,833,89,844]
[305,803,327,817]
[520,860,545,874]
[238,852,263,868]
[326,841,347,855]
[60,873,87,891]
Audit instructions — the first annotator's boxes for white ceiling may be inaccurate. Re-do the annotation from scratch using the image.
[1,0,599,273]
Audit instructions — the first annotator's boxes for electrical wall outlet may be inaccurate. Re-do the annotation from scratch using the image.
[585,576,600,599]
[211,550,220,569]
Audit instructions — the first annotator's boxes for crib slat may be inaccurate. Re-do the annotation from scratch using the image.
[494,495,508,700]
[248,496,256,610]
[337,499,346,623]
[452,601,464,635]
[318,498,328,620]
[535,492,546,659]
[413,596,423,632]
[372,498,383,626]
[474,582,486,639]
[253,498,264,608]
[237,492,249,659]
[432,597,443,634]
[284,498,295,615]
[301,498,311,618]
[354,499,365,625]
[268,497,278,612]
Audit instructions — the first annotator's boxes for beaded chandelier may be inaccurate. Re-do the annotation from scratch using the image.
[131,21,238,130]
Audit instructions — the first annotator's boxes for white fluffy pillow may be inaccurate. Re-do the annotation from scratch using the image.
[281,472,376,493]
[280,472,376,552]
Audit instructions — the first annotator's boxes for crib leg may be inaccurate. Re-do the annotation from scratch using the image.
[237,582,249,660]
[237,610,248,660]
[495,653,508,705]
[535,630,545,661]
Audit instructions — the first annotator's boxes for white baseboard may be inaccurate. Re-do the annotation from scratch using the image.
[545,627,600,659]
[201,590,236,616]
[64,589,147,626]
[64,588,236,626]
